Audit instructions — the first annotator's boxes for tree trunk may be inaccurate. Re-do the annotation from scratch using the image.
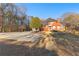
[32,28,39,32]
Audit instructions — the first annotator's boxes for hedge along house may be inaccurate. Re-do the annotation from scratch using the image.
[43,19,65,32]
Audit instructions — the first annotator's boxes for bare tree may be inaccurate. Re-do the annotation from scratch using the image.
[0,3,27,32]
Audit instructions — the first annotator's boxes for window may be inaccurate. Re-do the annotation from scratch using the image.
[52,26,56,30]
[57,26,60,30]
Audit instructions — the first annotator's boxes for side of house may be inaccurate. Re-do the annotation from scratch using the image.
[43,21,65,32]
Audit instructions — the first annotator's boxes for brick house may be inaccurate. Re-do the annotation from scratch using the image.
[43,21,65,32]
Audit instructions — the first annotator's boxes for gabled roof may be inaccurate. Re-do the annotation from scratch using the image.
[48,21,62,26]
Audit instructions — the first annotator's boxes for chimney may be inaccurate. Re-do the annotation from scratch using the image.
[57,18,62,22]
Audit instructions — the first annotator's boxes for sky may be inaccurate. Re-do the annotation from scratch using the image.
[16,3,79,19]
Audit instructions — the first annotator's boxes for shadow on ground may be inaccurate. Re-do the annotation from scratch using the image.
[51,31,79,55]
[0,42,58,56]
